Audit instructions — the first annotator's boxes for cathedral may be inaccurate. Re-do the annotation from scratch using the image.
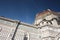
[0,9,60,40]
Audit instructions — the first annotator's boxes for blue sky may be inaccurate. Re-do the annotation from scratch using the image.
[0,0,60,24]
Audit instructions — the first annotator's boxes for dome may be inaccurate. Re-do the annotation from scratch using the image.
[36,9,52,20]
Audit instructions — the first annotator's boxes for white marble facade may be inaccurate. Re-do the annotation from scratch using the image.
[0,9,60,40]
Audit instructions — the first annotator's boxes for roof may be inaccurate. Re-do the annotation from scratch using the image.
[36,9,60,20]
[0,16,38,29]
[0,16,19,23]
[36,9,51,16]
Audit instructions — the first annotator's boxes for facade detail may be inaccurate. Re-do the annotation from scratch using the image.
[0,9,60,40]
[34,9,60,40]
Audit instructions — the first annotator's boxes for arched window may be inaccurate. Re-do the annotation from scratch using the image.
[23,33,29,40]
[47,18,57,25]
[43,19,52,24]
[48,20,52,24]
[46,20,52,25]
[40,21,44,26]
[52,18,60,25]
[24,34,28,40]
[43,19,46,21]
[52,18,57,21]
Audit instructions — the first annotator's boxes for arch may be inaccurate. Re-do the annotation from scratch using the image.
[24,34,28,40]
[52,18,57,21]
[43,19,47,21]
[23,32,29,40]
[47,20,52,24]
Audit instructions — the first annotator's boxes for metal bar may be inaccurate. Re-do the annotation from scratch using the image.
[11,22,20,40]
